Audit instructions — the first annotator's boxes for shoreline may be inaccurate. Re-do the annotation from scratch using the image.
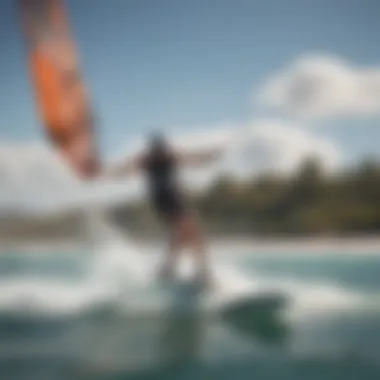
[136,235,380,255]
[1,235,379,254]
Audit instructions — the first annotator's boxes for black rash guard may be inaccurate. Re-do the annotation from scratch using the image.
[142,151,186,220]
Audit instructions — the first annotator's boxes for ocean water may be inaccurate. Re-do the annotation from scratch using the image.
[1,239,380,380]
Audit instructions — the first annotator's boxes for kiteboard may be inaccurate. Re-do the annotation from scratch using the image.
[150,261,288,318]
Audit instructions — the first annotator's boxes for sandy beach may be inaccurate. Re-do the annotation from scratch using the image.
[135,235,380,256]
[3,235,379,256]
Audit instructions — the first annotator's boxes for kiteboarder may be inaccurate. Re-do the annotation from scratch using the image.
[104,132,223,287]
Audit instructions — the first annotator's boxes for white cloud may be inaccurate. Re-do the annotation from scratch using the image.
[238,120,341,175]
[0,121,342,213]
[188,120,341,181]
[0,143,74,212]
[0,142,142,214]
[257,54,380,119]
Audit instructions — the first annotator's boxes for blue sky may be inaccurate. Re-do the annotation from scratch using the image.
[1,0,380,163]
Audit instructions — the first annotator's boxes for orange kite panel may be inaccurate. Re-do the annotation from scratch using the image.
[19,0,100,178]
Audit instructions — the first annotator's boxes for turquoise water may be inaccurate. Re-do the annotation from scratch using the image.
[0,248,380,380]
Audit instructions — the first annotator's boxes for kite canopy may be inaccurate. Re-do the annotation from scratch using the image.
[19,0,100,178]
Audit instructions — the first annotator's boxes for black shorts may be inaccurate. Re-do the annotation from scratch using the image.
[151,189,186,221]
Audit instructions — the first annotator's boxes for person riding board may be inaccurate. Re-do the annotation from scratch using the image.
[103,132,224,286]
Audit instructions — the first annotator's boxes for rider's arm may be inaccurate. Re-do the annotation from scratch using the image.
[175,146,224,168]
[101,154,145,180]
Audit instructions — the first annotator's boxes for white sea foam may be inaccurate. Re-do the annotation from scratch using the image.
[0,210,378,320]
